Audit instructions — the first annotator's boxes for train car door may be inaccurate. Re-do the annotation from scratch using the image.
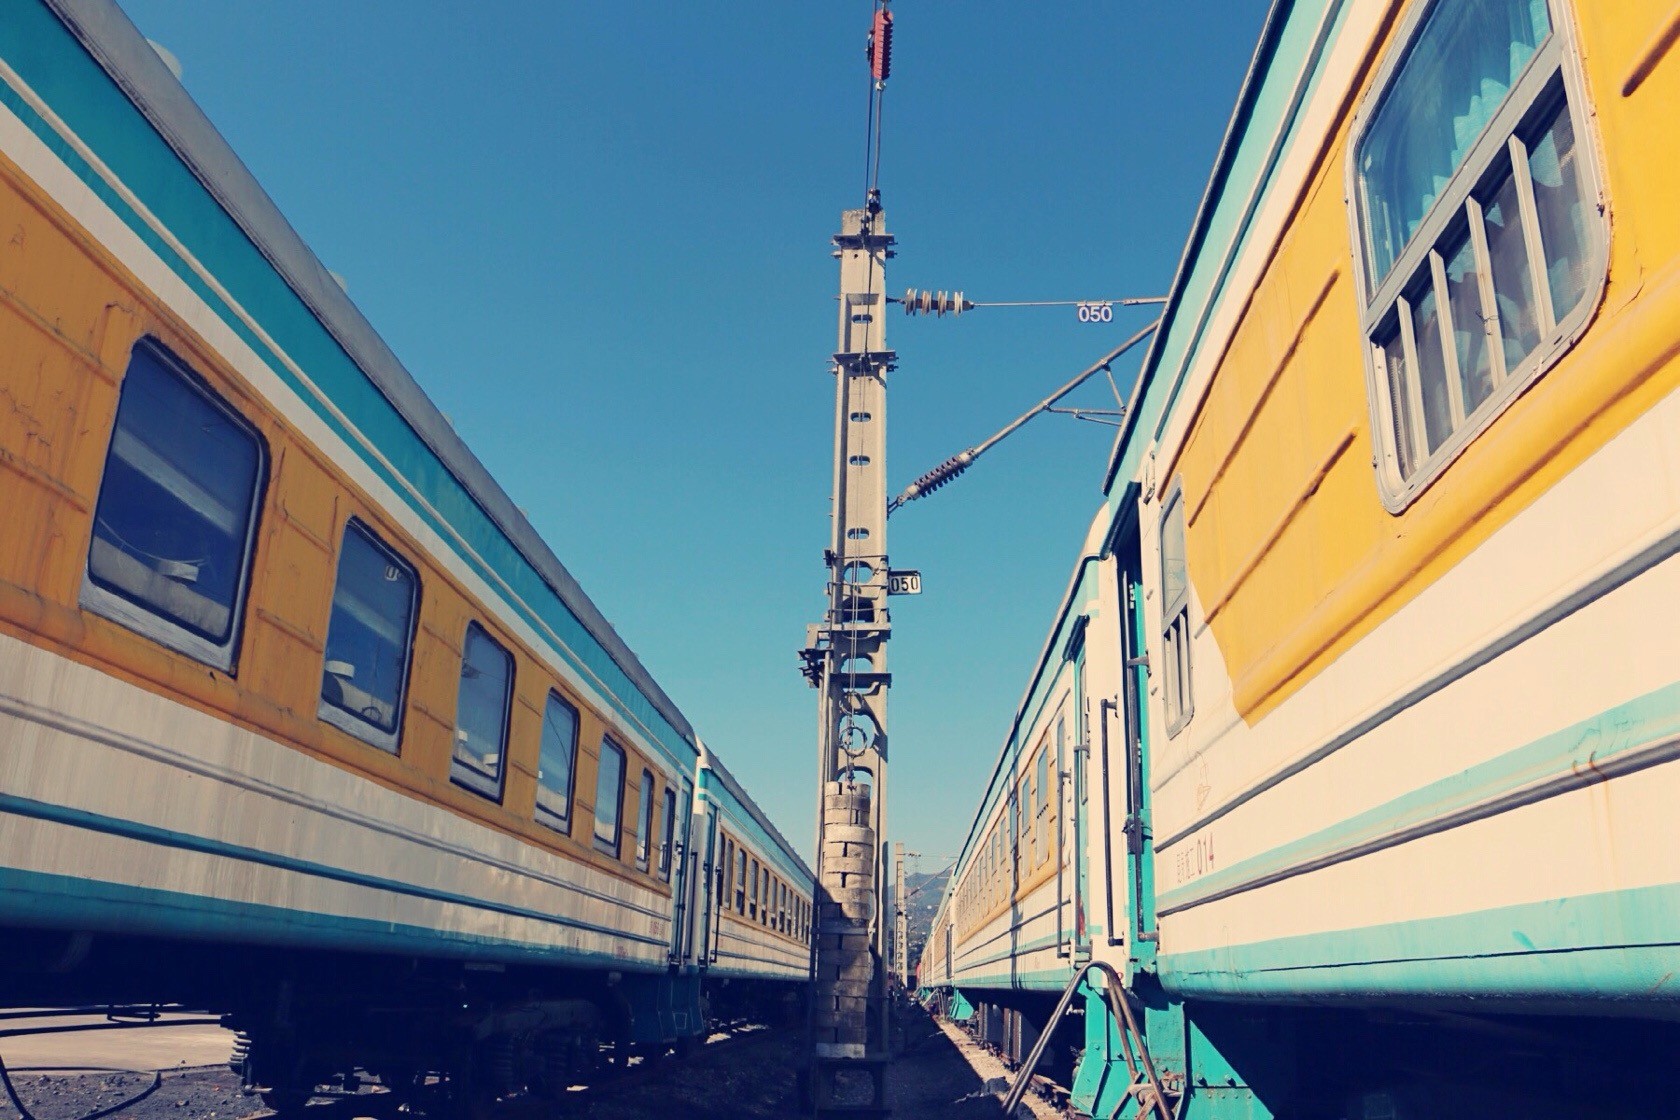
[1070,651,1092,959]
[694,807,716,966]
[671,777,695,963]
[1118,538,1158,965]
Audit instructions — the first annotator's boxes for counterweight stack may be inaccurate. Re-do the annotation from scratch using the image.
[813,781,876,1053]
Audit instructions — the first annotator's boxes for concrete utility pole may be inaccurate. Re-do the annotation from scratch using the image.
[800,9,897,1115]
[801,191,895,1116]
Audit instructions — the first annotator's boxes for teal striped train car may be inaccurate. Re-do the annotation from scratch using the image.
[924,0,1680,1115]
[0,0,811,1108]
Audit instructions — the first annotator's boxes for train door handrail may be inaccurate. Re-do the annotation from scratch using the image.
[997,960,1174,1120]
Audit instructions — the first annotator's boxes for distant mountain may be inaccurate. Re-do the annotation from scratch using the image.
[888,868,949,975]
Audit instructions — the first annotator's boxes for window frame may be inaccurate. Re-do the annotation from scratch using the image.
[1159,481,1194,737]
[450,621,514,802]
[534,690,581,834]
[634,768,655,872]
[749,858,760,920]
[594,736,628,857]
[1347,0,1607,511]
[1035,744,1051,867]
[719,836,732,903]
[316,518,420,753]
[659,787,678,881]
[735,848,748,914]
[81,338,268,674]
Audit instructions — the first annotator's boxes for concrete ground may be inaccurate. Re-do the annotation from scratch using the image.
[0,1006,1057,1120]
[0,1010,235,1074]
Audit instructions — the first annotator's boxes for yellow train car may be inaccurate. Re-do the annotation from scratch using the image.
[0,0,812,1108]
[924,0,1680,1114]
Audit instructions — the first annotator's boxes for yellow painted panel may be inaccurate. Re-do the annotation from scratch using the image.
[0,106,689,903]
[1176,0,1680,722]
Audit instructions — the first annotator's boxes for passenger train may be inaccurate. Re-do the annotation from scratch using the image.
[0,0,811,1109]
[922,0,1680,1116]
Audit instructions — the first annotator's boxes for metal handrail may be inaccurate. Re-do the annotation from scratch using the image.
[996,960,1173,1119]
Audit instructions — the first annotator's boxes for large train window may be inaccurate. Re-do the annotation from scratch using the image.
[318,520,419,752]
[83,340,266,672]
[1351,0,1604,508]
[536,691,580,832]
[1160,484,1193,736]
[659,787,677,880]
[634,769,655,871]
[748,858,760,920]
[451,623,512,800]
[735,848,747,913]
[594,737,626,856]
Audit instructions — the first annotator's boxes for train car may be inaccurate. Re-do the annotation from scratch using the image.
[693,747,816,1020]
[919,511,1121,1078]
[0,0,809,1108]
[925,0,1680,1115]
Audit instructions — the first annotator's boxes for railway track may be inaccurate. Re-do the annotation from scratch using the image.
[0,1006,1031,1120]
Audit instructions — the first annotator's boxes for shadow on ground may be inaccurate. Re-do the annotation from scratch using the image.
[0,1010,1007,1120]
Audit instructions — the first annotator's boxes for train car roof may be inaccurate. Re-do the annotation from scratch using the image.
[700,746,815,887]
[1102,0,1338,504]
[35,0,697,765]
[946,508,1111,883]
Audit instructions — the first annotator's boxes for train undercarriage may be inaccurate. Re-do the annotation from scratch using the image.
[0,928,800,1117]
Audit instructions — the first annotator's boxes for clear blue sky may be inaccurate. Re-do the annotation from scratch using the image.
[117,1,1267,869]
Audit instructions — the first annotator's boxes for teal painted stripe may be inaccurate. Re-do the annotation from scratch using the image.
[949,967,1077,992]
[956,932,1069,972]
[0,0,694,773]
[1163,881,1680,1001]
[1105,0,1352,504]
[1158,681,1680,915]
[0,865,668,972]
[0,793,668,947]
[1145,0,1350,441]
[706,966,806,982]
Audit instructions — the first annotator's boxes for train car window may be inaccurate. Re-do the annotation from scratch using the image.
[749,859,760,920]
[1016,781,1029,876]
[1352,0,1603,507]
[451,623,513,800]
[659,787,677,880]
[1036,747,1051,865]
[718,837,731,902]
[535,691,580,832]
[736,849,747,913]
[83,340,267,672]
[594,737,627,855]
[634,769,655,871]
[318,520,418,752]
[1160,485,1193,736]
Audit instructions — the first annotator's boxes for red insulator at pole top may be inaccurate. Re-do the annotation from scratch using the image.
[870,8,894,82]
